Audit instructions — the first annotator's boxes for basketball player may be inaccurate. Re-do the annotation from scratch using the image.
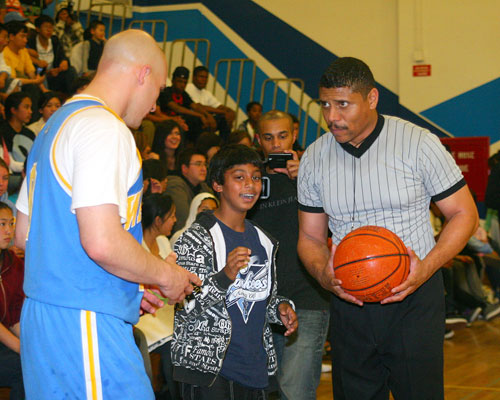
[297,57,478,399]
[14,30,201,399]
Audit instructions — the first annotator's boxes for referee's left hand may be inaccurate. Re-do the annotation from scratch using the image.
[381,248,430,304]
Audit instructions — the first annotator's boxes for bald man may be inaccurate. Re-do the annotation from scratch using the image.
[14,30,201,399]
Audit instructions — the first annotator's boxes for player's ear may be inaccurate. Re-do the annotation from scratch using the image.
[367,88,379,110]
[138,65,151,85]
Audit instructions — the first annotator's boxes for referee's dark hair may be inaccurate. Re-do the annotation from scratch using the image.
[208,144,263,189]
[320,57,376,97]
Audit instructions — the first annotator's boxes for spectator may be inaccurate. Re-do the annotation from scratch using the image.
[27,14,76,94]
[227,129,252,147]
[169,191,218,246]
[0,200,25,400]
[136,193,180,400]
[84,19,105,74]
[54,3,83,58]
[0,157,16,214]
[164,147,212,232]
[3,21,46,111]
[158,66,214,145]
[142,158,167,196]
[195,131,222,164]
[150,120,183,174]
[0,22,21,101]
[237,101,262,144]
[186,65,235,142]
[26,90,60,135]
[0,92,34,168]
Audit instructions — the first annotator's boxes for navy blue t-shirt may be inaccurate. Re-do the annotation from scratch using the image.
[218,219,271,389]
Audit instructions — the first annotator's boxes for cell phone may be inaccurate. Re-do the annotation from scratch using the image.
[266,153,293,169]
[36,67,46,76]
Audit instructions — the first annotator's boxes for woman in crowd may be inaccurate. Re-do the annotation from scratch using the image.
[0,201,25,400]
[27,91,61,135]
[170,192,218,246]
[136,193,180,399]
[151,120,183,175]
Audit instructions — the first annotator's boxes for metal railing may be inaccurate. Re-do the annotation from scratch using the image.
[168,38,210,73]
[213,58,256,127]
[259,78,304,119]
[302,98,326,148]
[129,20,168,52]
[87,1,128,37]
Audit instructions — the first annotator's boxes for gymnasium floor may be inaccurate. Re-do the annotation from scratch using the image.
[2,317,499,399]
[316,316,500,399]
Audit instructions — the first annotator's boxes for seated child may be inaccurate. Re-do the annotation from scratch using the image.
[0,201,25,400]
[172,144,297,399]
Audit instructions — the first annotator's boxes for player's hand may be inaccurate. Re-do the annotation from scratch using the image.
[272,150,299,179]
[381,247,431,304]
[278,302,298,336]
[321,245,363,306]
[140,286,164,315]
[159,252,202,304]
[224,246,251,281]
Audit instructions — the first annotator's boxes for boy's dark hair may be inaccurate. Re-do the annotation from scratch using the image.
[7,21,28,36]
[35,14,55,29]
[319,57,376,97]
[0,23,6,33]
[208,144,263,188]
[141,193,174,230]
[177,147,205,170]
[0,201,12,213]
[193,65,209,76]
[5,92,31,121]
[246,101,262,113]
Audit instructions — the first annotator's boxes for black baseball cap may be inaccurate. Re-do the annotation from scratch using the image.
[173,66,189,79]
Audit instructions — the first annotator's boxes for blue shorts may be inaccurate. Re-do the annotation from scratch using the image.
[21,298,154,400]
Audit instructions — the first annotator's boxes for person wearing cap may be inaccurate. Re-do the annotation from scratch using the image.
[158,66,216,145]
[54,3,83,58]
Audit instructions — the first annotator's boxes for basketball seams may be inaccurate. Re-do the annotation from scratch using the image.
[336,254,409,292]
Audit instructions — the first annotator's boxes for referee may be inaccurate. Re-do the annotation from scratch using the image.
[297,57,478,399]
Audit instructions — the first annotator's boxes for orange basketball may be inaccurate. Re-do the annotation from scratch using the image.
[333,226,410,302]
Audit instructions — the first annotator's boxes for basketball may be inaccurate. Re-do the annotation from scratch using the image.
[333,226,410,302]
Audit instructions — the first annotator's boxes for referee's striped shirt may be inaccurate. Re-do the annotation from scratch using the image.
[297,114,465,259]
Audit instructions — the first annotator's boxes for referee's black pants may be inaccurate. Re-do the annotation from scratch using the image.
[330,272,444,400]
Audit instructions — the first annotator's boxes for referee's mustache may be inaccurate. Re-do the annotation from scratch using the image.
[328,122,348,130]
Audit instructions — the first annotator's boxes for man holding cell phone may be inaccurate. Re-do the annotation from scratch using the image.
[248,110,330,400]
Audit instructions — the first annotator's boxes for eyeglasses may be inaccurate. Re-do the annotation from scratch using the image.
[190,161,208,167]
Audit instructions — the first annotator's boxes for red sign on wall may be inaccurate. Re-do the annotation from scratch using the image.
[440,137,490,202]
[413,64,431,77]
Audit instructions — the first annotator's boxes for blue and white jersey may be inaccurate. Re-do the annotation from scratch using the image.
[18,95,144,324]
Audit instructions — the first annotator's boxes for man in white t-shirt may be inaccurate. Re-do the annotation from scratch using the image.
[14,29,201,400]
[186,65,235,142]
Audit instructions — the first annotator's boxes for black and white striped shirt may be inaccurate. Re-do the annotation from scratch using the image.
[298,114,465,259]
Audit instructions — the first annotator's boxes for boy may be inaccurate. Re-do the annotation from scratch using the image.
[27,14,76,94]
[0,22,21,99]
[84,20,105,75]
[172,144,297,399]
[237,101,262,146]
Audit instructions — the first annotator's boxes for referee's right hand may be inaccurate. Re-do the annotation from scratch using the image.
[323,245,363,306]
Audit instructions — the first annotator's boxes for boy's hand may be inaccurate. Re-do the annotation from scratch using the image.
[140,286,164,315]
[278,303,298,336]
[224,247,251,281]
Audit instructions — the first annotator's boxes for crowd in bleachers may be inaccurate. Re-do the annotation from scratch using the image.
[1,2,500,400]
